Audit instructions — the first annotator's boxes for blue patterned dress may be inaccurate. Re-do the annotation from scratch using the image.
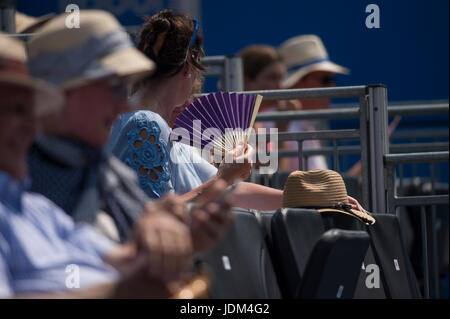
[108,110,217,198]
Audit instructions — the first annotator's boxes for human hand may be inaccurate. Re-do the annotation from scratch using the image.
[131,195,194,282]
[217,141,254,183]
[347,195,371,216]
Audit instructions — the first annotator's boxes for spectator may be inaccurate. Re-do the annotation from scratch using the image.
[108,10,285,211]
[240,45,286,112]
[238,44,301,169]
[26,10,233,255]
[278,34,350,170]
[108,10,370,214]
[0,32,228,298]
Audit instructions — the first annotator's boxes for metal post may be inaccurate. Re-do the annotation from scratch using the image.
[386,164,397,214]
[359,95,371,210]
[429,163,440,298]
[368,85,389,213]
[421,206,430,299]
[222,55,243,92]
[0,0,16,33]
[333,139,339,172]
[297,140,304,171]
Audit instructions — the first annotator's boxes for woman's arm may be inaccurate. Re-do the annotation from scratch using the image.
[230,182,283,210]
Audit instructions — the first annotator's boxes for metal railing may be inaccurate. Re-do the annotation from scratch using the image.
[200,55,244,92]
[384,151,449,299]
[203,85,388,212]
[246,89,448,298]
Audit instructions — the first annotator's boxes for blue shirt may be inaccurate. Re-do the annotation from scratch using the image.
[108,110,217,198]
[0,171,118,297]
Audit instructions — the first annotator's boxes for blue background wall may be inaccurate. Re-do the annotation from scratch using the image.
[18,0,449,101]
[201,0,449,102]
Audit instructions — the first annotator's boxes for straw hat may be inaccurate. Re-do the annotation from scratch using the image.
[283,169,376,225]
[0,33,64,117]
[27,10,156,89]
[279,35,350,88]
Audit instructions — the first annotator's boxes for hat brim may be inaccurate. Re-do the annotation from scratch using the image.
[317,207,376,225]
[0,73,64,117]
[18,13,55,34]
[100,47,156,84]
[282,61,350,89]
[61,47,156,90]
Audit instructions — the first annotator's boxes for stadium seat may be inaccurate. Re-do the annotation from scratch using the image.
[270,208,369,298]
[269,170,291,190]
[318,211,419,298]
[368,213,422,298]
[296,229,370,298]
[198,208,281,298]
[270,208,324,298]
[353,245,388,299]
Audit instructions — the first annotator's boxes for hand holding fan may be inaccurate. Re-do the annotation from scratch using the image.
[171,92,263,155]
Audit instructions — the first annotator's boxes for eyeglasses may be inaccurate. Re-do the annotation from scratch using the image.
[107,76,128,100]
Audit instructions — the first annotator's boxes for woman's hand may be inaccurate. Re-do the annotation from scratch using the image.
[347,195,371,216]
[216,141,255,184]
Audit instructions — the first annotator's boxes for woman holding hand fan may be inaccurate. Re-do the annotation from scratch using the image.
[108,10,283,210]
[108,9,369,215]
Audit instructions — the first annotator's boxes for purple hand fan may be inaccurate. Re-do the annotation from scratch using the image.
[170,92,262,154]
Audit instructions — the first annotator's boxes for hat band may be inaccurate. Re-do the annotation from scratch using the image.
[286,57,330,73]
[28,29,133,87]
[301,202,353,213]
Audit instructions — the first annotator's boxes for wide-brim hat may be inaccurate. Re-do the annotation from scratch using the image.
[279,35,350,88]
[0,33,64,117]
[283,169,376,225]
[26,10,156,90]
[15,12,55,34]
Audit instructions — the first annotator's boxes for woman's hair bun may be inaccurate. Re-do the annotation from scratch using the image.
[152,17,171,33]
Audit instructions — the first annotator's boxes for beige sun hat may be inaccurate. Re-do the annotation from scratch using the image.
[283,169,376,225]
[15,12,55,34]
[279,35,350,88]
[26,10,156,89]
[0,33,64,117]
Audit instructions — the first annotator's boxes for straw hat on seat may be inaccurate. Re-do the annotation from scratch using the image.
[283,169,376,225]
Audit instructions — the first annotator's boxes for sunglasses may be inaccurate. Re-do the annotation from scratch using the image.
[320,75,335,86]
[107,76,128,100]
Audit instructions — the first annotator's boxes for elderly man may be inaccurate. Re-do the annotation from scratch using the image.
[26,10,232,254]
[278,35,350,171]
[0,27,231,298]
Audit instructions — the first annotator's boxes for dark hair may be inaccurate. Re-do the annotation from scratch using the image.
[239,45,282,80]
[135,10,205,88]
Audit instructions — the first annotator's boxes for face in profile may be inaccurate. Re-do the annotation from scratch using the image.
[64,76,130,147]
[244,61,286,110]
[291,71,336,110]
[245,61,286,91]
[0,86,38,179]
